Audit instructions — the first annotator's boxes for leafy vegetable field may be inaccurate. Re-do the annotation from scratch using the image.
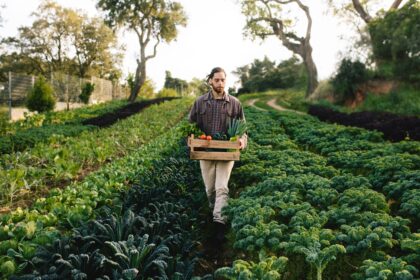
[218,107,419,279]
[0,98,190,208]
[0,100,418,279]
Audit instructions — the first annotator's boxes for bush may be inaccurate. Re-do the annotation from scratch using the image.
[332,59,369,103]
[308,80,334,101]
[27,76,56,113]
[358,85,420,116]
[156,88,177,98]
[79,82,95,104]
[139,79,156,99]
[0,112,11,135]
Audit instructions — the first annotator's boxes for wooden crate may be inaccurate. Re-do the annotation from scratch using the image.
[187,134,240,161]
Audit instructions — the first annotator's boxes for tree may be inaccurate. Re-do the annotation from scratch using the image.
[20,1,76,74]
[326,0,408,64]
[0,0,122,80]
[163,70,188,95]
[70,15,122,79]
[234,56,307,93]
[98,0,187,102]
[187,77,209,96]
[327,0,406,25]
[240,0,318,96]
[368,0,420,82]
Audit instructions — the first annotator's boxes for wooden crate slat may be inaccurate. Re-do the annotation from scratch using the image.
[189,138,240,149]
[187,135,241,161]
[190,151,240,161]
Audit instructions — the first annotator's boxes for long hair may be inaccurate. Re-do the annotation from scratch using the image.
[206,67,226,82]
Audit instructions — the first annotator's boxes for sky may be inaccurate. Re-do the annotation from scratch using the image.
[0,0,353,90]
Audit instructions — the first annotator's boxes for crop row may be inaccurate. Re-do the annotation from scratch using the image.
[0,99,128,155]
[1,99,128,137]
[0,98,192,206]
[276,112,420,229]
[215,107,419,280]
[3,121,219,278]
[0,100,207,277]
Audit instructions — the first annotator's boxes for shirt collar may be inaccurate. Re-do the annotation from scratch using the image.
[204,90,230,102]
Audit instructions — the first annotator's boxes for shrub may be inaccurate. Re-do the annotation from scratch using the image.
[26,76,56,113]
[156,88,177,98]
[332,59,369,103]
[0,112,11,135]
[79,82,95,104]
[309,80,335,101]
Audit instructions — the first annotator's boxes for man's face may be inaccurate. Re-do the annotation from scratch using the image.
[209,72,226,94]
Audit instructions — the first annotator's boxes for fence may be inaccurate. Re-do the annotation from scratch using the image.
[0,72,128,120]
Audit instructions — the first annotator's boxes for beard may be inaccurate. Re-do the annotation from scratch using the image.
[211,84,224,94]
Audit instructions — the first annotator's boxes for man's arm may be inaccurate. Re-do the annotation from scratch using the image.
[189,101,198,123]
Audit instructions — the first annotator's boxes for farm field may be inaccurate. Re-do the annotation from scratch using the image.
[0,97,418,279]
[0,98,176,155]
[0,98,190,209]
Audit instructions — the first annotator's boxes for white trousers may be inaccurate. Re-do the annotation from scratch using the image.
[199,160,235,224]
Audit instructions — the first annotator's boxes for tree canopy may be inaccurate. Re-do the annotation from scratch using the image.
[235,56,307,94]
[240,0,318,96]
[98,0,187,102]
[0,0,122,81]
[164,70,188,95]
[368,0,419,82]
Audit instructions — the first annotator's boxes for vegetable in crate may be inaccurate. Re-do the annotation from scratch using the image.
[227,117,247,141]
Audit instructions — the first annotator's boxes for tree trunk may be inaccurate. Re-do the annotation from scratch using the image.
[128,60,146,102]
[302,43,318,97]
[268,0,318,97]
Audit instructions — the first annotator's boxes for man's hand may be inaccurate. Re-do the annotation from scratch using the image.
[239,138,245,150]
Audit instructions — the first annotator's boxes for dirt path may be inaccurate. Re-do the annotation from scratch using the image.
[266,98,306,115]
[246,98,267,111]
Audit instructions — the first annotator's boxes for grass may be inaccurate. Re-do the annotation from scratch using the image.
[358,85,420,116]
[238,88,309,112]
[311,84,420,116]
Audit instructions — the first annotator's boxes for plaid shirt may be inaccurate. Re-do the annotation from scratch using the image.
[209,93,225,136]
[189,90,248,148]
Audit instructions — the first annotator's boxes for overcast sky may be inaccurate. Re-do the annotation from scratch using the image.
[1,0,354,90]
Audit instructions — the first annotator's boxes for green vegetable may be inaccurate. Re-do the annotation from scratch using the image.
[227,117,247,139]
[0,260,16,276]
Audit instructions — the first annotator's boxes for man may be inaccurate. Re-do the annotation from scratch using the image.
[189,67,247,243]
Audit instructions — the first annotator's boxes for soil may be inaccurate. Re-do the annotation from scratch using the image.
[308,105,420,142]
[82,97,178,128]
